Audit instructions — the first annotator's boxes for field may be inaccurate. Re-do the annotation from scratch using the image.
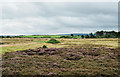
[1,38,118,54]
[1,38,120,76]
[19,35,62,38]
[5,35,82,39]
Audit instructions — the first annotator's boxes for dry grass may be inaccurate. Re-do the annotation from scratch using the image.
[1,38,118,54]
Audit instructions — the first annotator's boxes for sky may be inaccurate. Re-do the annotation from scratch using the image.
[0,2,118,35]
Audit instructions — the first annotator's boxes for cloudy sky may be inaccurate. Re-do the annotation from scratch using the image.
[1,2,118,35]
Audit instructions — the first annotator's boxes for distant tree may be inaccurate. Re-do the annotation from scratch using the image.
[90,33,93,38]
[95,30,119,38]
[60,36,72,38]
[81,35,84,39]
[110,31,118,38]
[2,36,5,38]
[95,31,104,36]
[85,35,89,38]
[116,31,120,38]
[6,36,10,38]
[16,36,20,38]
[118,31,120,38]
[71,34,74,37]
[105,34,111,38]
[89,33,95,38]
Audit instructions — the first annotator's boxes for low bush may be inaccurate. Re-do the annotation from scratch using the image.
[42,45,47,48]
[46,39,60,44]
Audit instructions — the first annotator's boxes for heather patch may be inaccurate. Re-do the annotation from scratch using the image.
[2,47,119,76]
[64,52,84,60]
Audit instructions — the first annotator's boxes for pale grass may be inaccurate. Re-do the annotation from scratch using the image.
[1,38,118,54]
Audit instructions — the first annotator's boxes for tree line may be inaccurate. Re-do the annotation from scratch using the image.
[0,31,120,38]
[80,31,120,38]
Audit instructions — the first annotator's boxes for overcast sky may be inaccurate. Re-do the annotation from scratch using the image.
[1,2,118,35]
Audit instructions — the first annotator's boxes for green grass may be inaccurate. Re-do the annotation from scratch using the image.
[19,35,82,38]
[19,35,62,38]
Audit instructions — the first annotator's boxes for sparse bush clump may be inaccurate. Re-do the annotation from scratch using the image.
[46,39,60,44]
[42,45,47,48]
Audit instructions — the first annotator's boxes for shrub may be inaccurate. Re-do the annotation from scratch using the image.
[42,45,47,48]
[46,39,60,44]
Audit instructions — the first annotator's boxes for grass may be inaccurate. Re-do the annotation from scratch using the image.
[1,38,118,54]
[18,35,82,38]
[19,35,62,38]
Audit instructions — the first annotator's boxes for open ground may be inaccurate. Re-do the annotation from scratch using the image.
[1,38,120,76]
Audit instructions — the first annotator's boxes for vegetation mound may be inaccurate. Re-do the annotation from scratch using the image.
[46,39,60,44]
[42,45,47,48]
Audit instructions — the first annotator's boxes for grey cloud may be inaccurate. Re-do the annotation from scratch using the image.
[3,2,117,18]
[1,2,118,35]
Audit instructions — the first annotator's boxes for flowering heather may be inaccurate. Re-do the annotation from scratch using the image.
[79,49,84,52]
[49,51,55,55]
[100,47,105,49]
[65,52,84,60]
[53,63,60,67]
[48,72,53,75]
[27,51,36,55]
[68,49,73,52]
[107,48,112,51]
[33,49,40,52]
[22,52,27,55]
[38,51,44,55]
[2,46,120,76]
